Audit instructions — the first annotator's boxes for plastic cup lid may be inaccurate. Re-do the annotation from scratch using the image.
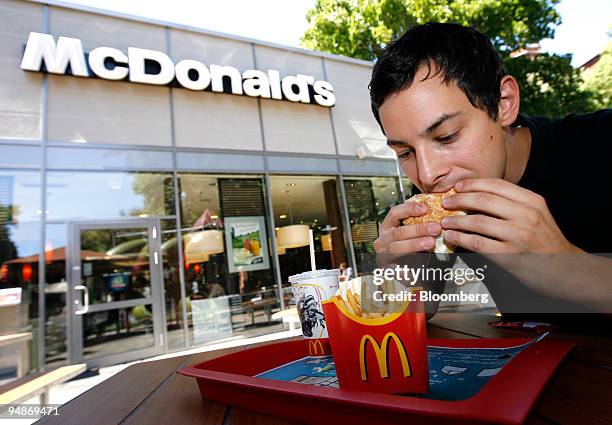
[288,272,306,283]
[289,269,339,283]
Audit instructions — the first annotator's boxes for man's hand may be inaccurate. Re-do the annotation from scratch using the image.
[373,201,441,266]
[436,178,610,313]
[440,178,581,254]
[374,199,445,319]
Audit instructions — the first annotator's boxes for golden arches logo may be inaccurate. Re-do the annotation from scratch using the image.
[308,340,325,356]
[359,332,411,381]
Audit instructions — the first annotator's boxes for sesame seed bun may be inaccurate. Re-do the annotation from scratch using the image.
[402,188,466,254]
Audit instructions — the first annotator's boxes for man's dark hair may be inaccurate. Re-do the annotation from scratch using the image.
[369,23,507,132]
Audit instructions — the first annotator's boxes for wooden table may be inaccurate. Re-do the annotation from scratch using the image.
[36,313,612,425]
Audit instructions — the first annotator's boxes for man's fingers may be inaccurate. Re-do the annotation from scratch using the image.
[374,222,441,253]
[385,237,436,255]
[443,230,515,254]
[392,222,442,242]
[442,192,521,220]
[380,201,427,231]
[440,214,514,241]
[455,178,537,205]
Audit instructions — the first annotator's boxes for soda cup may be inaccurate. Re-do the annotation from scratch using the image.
[289,269,340,356]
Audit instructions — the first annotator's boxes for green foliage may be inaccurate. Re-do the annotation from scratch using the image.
[0,205,18,265]
[504,53,594,117]
[581,41,612,109]
[130,173,174,217]
[302,0,601,116]
[302,0,561,61]
[80,229,113,253]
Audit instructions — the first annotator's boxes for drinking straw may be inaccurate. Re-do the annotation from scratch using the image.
[309,229,316,271]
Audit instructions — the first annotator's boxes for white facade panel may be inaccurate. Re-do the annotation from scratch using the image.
[48,76,172,146]
[169,30,262,150]
[324,59,393,159]
[173,89,262,150]
[253,45,336,154]
[254,45,325,80]
[46,7,172,146]
[169,28,255,70]
[49,6,166,52]
[0,0,44,140]
[260,99,335,154]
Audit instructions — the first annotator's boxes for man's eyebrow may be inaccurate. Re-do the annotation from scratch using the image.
[386,111,463,146]
[386,139,409,147]
[423,111,462,135]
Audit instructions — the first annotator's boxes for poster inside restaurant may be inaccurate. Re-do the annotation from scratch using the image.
[224,216,270,273]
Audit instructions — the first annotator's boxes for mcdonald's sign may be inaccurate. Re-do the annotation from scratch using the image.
[308,340,325,356]
[359,332,411,381]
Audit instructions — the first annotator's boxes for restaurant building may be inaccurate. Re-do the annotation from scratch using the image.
[0,0,412,375]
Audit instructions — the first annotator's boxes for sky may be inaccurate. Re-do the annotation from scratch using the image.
[57,0,611,67]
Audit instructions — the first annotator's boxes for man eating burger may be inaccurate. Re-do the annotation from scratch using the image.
[370,22,611,318]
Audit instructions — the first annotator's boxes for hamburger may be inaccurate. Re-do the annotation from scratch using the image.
[402,188,467,254]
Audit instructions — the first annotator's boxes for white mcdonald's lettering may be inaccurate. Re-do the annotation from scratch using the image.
[19,32,336,107]
[20,32,89,76]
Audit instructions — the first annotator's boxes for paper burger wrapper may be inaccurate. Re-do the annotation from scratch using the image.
[434,231,458,254]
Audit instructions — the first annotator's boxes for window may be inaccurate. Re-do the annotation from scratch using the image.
[270,175,349,283]
[344,177,402,276]
[46,171,175,220]
[178,174,281,346]
[0,171,41,374]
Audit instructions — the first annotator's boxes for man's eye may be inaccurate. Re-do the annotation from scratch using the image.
[398,149,414,159]
[435,131,459,143]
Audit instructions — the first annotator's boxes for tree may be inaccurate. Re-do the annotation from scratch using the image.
[505,53,594,116]
[0,205,18,267]
[80,229,113,253]
[302,0,599,117]
[130,173,174,217]
[581,41,612,110]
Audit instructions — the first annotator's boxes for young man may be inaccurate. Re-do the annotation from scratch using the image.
[370,23,611,316]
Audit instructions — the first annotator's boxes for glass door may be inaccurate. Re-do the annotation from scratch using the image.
[68,220,165,367]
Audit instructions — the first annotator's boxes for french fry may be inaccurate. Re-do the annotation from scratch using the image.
[334,294,351,313]
[331,273,420,321]
[347,289,362,316]
[334,275,407,319]
[342,288,358,316]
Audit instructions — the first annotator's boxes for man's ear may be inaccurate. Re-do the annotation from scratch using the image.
[498,75,520,126]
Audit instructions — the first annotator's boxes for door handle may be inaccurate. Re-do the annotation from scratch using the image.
[74,285,89,315]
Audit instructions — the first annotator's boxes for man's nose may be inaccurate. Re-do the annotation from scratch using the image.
[416,149,449,192]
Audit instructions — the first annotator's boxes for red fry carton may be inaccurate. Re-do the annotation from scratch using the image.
[322,289,428,394]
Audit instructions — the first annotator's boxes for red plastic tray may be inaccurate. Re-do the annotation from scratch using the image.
[178,338,575,425]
